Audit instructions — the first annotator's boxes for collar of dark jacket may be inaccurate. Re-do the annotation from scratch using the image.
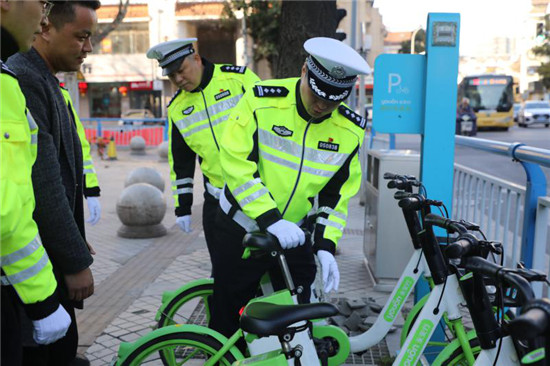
[26,47,60,82]
[191,57,214,93]
[1,27,19,62]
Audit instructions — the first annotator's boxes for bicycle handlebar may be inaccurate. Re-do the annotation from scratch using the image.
[461,256,536,304]
[424,213,468,235]
[445,235,479,259]
[508,298,550,339]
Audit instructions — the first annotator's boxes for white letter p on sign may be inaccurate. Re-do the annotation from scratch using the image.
[388,73,401,94]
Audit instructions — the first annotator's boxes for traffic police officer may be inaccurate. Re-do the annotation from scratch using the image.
[146,38,260,266]
[60,87,102,226]
[210,37,371,339]
[1,1,71,364]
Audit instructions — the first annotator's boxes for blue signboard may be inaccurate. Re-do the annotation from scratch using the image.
[372,54,426,134]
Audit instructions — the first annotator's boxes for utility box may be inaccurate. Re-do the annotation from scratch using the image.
[363,149,420,290]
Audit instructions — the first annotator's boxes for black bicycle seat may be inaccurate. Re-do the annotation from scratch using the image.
[242,232,281,252]
[240,302,338,337]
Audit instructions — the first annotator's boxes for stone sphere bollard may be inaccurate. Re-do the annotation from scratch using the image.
[125,167,165,192]
[130,136,146,155]
[116,183,167,238]
[158,141,169,162]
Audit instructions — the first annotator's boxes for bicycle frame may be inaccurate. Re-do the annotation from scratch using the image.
[394,273,470,365]
[349,248,429,352]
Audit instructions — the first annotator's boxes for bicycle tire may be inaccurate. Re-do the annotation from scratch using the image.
[157,282,214,329]
[119,331,238,366]
[437,337,481,366]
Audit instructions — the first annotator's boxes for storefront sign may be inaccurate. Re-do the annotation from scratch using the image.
[129,81,153,91]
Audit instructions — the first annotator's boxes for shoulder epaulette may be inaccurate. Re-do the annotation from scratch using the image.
[220,65,247,74]
[253,85,289,98]
[338,105,366,130]
[167,89,182,108]
[0,62,17,79]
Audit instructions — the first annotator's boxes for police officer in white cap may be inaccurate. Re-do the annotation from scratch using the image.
[210,37,371,341]
[147,39,260,269]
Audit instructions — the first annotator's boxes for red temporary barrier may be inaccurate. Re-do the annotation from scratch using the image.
[84,126,164,146]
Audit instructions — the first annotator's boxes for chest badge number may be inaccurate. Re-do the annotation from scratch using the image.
[272,125,293,137]
[183,106,194,115]
[215,89,231,101]
[318,140,339,152]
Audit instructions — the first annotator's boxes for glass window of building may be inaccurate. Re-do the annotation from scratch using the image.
[94,22,149,55]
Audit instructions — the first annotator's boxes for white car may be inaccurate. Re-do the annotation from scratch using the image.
[518,101,550,128]
[118,109,155,126]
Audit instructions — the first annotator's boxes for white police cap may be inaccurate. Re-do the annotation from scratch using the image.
[304,37,371,102]
[146,38,197,76]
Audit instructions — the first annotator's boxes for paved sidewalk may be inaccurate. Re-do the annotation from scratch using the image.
[77,147,409,365]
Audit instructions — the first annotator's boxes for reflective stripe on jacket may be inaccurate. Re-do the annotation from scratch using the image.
[0,63,57,306]
[220,78,365,254]
[60,87,100,197]
[167,60,260,216]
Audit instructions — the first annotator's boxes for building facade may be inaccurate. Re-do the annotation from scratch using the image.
[66,0,385,118]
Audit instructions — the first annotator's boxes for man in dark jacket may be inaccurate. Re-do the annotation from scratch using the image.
[7,1,100,365]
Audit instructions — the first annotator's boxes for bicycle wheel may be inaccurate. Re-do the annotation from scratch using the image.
[119,331,238,366]
[435,337,481,366]
[157,282,214,329]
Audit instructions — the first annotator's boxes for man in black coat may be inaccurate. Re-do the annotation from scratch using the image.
[7,1,100,365]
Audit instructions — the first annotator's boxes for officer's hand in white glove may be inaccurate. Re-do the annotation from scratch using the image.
[85,197,101,225]
[32,304,72,345]
[317,250,340,293]
[266,219,305,249]
[176,215,192,233]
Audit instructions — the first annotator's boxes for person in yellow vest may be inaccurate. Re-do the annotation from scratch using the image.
[146,38,260,269]
[209,37,371,339]
[1,1,71,365]
[60,87,101,225]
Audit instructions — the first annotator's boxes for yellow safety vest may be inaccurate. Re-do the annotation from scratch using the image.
[167,61,260,216]
[60,87,100,197]
[220,78,365,254]
[0,62,57,305]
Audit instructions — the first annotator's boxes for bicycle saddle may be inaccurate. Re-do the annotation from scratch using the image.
[242,232,281,252]
[240,302,338,337]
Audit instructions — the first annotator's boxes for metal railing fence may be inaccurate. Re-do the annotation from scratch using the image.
[453,164,525,268]
[454,136,549,295]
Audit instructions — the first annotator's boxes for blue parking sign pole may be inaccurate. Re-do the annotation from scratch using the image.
[421,13,460,220]
[373,12,460,362]
[419,13,461,362]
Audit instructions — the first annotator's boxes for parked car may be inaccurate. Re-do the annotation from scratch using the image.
[518,101,550,128]
[513,103,521,122]
[118,109,155,126]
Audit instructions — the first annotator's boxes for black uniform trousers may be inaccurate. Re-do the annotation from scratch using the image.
[21,298,78,366]
[2,285,23,366]
[209,207,317,346]
[202,191,220,277]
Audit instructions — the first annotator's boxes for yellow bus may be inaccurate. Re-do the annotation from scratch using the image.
[457,74,514,130]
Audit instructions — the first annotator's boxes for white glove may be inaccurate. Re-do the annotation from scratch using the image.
[85,197,101,225]
[176,215,192,233]
[317,250,340,293]
[266,219,305,249]
[32,305,71,345]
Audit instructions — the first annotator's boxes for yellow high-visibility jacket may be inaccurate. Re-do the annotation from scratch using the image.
[220,78,366,254]
[167,59,260,216]
[0,62,59,318]
[60,87,100,197]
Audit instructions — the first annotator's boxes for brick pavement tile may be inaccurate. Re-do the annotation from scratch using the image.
[120,332,142,342]
[90,347,114,359]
